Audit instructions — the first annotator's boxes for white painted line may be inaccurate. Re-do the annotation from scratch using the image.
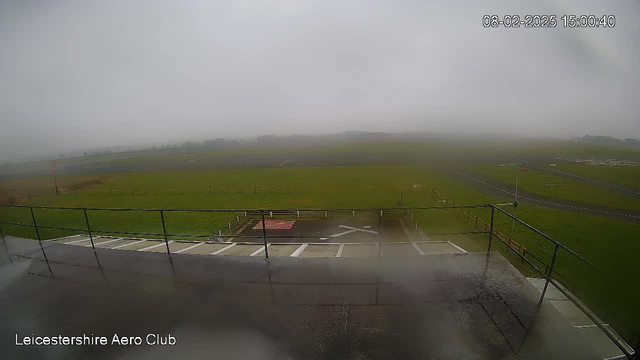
[49,234,83,242]
[412,242,425,255]
[175,242,204,254]
[90,238,122,247]
[336,243,345,257]
[338,225,378,234]
[112,239,146,249]
[573,324,608,329]
[329,229,358,238]
[446,241,468,254]
[603,354,628,360]
[250,244,270,256]
[290,243,309,257]
[139,241,173,252]
[64,237,96,245]
[211,243,236,255]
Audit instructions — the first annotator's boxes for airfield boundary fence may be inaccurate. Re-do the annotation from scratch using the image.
[56,184,422,196]
[0,203,637,359]
[422,187,639,358]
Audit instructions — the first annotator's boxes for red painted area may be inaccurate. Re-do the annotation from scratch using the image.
[252,220,296,230]
[520,168,528,172]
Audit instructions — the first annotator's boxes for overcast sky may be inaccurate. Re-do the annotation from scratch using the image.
[0,0,639,161]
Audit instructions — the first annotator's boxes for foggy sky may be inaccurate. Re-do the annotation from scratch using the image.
[1,0,639,162]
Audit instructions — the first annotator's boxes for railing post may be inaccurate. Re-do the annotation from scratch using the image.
[487,206,495,254]
[29,207,50,263]
[538,244,560,307]
[160,210,171,255]
[0,225,10,261]
[83,209,95,249]
[261,210,269,259]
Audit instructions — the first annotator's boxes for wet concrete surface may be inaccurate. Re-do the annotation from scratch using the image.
[236,218,410,244]
[0,236,603,359]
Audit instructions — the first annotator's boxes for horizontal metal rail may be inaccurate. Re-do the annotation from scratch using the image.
[0,204,508,212]
[492,205,595,267]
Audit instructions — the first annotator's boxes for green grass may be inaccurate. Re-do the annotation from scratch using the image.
[1,164,639,341]
[68,138,640,169]
[556,164,640,190]
[469,165,640,211]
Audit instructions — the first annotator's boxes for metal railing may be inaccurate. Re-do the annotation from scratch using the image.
[0,202,637,359]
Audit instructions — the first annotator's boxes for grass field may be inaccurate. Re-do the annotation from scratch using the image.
[555,164,640,190]
[2,152,640,342]
[468,164,640,211]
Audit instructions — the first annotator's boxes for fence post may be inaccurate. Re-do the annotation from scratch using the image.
[261,210,269,259]
[29,207,50,263]
[538,244,560,307]
[83,209,95,249]
[160,210,171,255]
[0,225,10,261]
[487,206,495,254]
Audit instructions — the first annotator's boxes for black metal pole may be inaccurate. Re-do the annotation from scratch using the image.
[160,210,171,255]
[83,209,95,249]
[261,210,269,259]
[0,225,11,263]
[30,207,50,263]
[487,206,495,254]
[538,244,560,307]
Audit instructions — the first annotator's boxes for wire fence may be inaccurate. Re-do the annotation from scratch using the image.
[420,187,638,359]
[0,202,636,359]
[53,184,424,196]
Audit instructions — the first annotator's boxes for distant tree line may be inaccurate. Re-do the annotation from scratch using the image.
[580,135,640,147]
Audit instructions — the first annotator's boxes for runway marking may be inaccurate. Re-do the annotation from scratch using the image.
[139,241,173,252]
[336,243,345,257]
[446,241,469,254]
[49,234,83,242]
[338,225,379,234]
[175,242,204,254]
[412,242,425,256]
[250,244,270,256]
[211,243,236,255]
[112,240,146,249]
[90,238,121,247]
[329,229,358,238]
[290,243,309,257]
[327,225,379,239]
[64,237,96,245]
[573,324,608,329]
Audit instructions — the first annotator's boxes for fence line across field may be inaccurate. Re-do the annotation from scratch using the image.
[53,184,433,196]
[0,202,637,358]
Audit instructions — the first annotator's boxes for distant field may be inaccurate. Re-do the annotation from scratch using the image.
[2,144,640,340]
[468,165,640,211]
[4,138,640,179]
[556,164,640,190]
[0,174,113,203]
